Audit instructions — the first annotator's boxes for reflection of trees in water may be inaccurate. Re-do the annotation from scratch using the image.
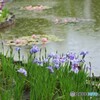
[84,0,91,19]
[92,0,100,28]
[63,0,100,28]
[53,0,84,17]
[68,0,84,17]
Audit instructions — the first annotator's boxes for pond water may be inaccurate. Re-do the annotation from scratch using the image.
[0,0,100,76]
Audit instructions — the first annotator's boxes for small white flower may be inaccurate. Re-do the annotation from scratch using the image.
[17,68,27,76]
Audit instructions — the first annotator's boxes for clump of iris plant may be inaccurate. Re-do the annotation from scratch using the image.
[1,45,92,100]
[37,49,87,73]
[16,45,88,74]
[29,45,88,74]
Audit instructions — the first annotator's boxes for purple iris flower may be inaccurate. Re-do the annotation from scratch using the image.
[37,61,43,66]
[70,58,80,73]
[17,68,27,76]
[71,66,79,74]
[33,58,38,63]
[80,51,88,56]
[71,59,80,65]
[79,59,85,63]
[80,51,88,59]
[43,58,48,63]
[47,66,54,73]
[68,53,75,60]
[30,45,40,54]
[60,57,66,63]
[54,64,60,69]
[33,58,43,66]
[54,54,60,59]
[53,58,60,64]
[15,47,21,51]
[48,52,55,58]
[62,55,67,60]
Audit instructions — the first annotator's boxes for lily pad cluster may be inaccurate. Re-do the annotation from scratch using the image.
[5,34,63,46]
[54,17,95,24]
[20,5,51,11]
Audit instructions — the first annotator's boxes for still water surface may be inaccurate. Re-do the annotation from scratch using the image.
[0,0,100,76]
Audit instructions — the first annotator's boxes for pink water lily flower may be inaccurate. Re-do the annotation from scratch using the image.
[33,5,44,11]
[64,19,68,24]
[41,38,48,44]
[32,34,37,39]
[15,39,21,44]
[25,5,32,9]
[25,5,33,10]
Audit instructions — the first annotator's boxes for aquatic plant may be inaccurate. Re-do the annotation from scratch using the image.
[20,5,51,11]
[6,34,63,46]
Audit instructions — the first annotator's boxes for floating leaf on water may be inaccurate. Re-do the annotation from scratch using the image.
[53,17,95,24]
[20,5,52,11]
[5,34,64,46]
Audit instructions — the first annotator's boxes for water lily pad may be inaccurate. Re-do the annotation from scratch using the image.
[5,34,64,46]
[20,5,51,11]
[53,17,95,24]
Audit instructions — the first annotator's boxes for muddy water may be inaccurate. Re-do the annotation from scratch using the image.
[0,0,100,76]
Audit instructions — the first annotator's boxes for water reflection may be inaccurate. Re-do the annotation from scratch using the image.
[92,0,100,28]
[84,0,91,18]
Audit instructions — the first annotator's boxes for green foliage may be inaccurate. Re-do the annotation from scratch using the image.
[0,8,9,22]
[0,47,99,100]
[2,8,9,18]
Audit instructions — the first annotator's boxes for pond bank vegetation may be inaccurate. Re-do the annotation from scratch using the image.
[0,45,99,100]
